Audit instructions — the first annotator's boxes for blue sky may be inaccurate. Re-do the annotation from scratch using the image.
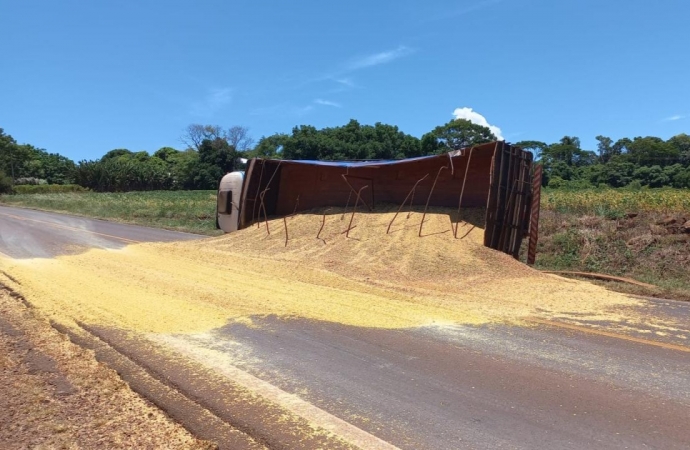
[1,0,688,161]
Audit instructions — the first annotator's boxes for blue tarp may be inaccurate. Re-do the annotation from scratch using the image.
[266,154,439,168]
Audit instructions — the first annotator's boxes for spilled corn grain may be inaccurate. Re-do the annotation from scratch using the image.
[0,207,643,334]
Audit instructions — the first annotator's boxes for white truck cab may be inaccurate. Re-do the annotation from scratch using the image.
[216,171,244,232]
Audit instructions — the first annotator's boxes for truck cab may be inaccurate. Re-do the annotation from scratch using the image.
[216,171,244,232]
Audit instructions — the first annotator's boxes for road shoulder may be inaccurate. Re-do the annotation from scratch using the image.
[0,288,215,450]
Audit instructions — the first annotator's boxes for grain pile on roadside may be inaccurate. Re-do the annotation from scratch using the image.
[0,207,644,335]
[0,289,214,450]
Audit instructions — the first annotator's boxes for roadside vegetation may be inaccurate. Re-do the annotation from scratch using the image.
[527,187,690,300]
[0,191,219,235]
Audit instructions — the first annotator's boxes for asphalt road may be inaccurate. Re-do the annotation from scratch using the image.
[162,316,690,450]
[2,205,689,449]
[0,205,201,258]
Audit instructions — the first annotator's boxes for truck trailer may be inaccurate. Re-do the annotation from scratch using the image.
[216,141,537,258]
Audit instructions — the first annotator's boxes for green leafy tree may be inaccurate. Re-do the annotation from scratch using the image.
[172,150,203,190]
[251,134,288,159]
[36,152,76,184]
[280,120,422,160]
[0,170,12,193]
[662,164,686,188]
[672,167,690,188]
[0,129,28,181]
[612,138,632,156]
[423,119,496,152]
[595,135,615,163]
[75,150,173,192]
[153,147,181,162]
[598,158,636,187]
[173,138,240,190]
[633,165,669,188]
[626,137,679,166]
[667,134,690,164]
[100,149,134,161]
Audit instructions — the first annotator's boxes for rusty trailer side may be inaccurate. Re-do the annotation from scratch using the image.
[238,141,535,259]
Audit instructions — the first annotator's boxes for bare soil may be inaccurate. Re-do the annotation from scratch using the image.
[0,289,215,450]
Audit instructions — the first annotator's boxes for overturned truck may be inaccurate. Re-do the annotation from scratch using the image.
[217,141,540,259]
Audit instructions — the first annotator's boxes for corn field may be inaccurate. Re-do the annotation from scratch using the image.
[542,188,690,215]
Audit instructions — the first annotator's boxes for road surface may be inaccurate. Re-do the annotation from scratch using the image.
[0,205,201,258]
[1,205,689,449]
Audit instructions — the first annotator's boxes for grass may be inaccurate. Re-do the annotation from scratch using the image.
[0,190,221,235]
[12,184,88,194]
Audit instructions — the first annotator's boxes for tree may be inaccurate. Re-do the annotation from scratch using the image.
[668,134,690,164]
[596,158,636,187]
[672,167,690,188]
[74,153,172,192]
[178,138,239,189]
[36,151,76,184]
[423,119,496,152]
[0,128,23,181]
[612,138,632,156]
[542,137,576,166]
[595,135,615,163]
[180,124,254,154]
[420,133,442,156]
[633,165,669,188]
[279,120,422,161]
[226,126,254,152]
[252,134,288,159]
[0,170,12,193]
[101,149,133,161]
[153,147,181,162]
[172,150,202,190]
[626,137,679,166]
[181,124,224,151]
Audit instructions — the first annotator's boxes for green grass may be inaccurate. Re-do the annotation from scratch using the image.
[0,190,221,235]
[12,184,88,194]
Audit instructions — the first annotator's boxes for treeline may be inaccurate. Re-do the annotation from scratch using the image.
[0,129,76,193]
[250,118,493,160]
[2,120,689,193]
[518,135,690,189]
[0,125,249,193]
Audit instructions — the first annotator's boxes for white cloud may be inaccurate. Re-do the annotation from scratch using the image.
[334,78,355,87]
[190,87,233,116]
[452,107,504,141]
[314,99,342,108]
[663,114,685,122]
[346,46,413,71]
